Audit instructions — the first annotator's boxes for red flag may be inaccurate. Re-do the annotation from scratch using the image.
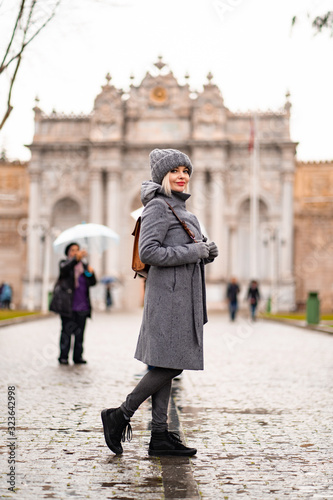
[248,117,255,153]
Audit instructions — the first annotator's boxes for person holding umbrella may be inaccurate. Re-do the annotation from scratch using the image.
[101,148,218,457]
[50,242,96,365]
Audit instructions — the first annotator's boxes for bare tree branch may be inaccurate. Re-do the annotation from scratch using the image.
[0,0,123,132]
[312,11,333,35]
[0,0,60,74]
[0,0,61,130]
[291,10,333,36]
[0,0,26,70]
[0,55,21,130]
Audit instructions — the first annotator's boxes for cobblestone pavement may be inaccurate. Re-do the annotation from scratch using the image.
[0,311,332,499]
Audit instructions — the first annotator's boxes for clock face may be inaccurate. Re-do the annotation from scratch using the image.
[150,86,168,103]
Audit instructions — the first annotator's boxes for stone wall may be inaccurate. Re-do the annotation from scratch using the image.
[294,161,333,311]
[0,160,29,307]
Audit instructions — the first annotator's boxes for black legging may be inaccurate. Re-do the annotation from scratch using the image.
[120,367,182,432]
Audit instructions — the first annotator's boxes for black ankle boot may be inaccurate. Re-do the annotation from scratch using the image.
[101,407,132,455]
[148,430,197,457]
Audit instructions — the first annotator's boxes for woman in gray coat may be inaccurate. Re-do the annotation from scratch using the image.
[101,148,218,456]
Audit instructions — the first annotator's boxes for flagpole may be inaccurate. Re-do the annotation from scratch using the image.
[250,113,259,278]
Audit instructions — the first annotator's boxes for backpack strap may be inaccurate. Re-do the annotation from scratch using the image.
[164,200,197,243]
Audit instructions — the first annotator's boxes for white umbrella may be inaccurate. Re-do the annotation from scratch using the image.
[53,223,119,255]
[130,207,210,240]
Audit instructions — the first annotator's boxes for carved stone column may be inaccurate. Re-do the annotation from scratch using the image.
[229,223,238,278]
[105,171,121,277]
[89,169,104,277]
[89,169,103,224]
[190,170,207,231]
[27,172,40,310]
[207,170,225,280]
[280,170,294,279]
[222,223,230,280]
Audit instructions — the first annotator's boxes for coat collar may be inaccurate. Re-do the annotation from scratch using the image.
[168,190,191,208]
[141,180,191,207]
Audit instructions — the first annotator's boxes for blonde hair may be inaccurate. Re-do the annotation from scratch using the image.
[161,171,189,197]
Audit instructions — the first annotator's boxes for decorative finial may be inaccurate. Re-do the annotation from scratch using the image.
[154,55,166,71]
[130,73,135,81]
[184,72,190,80]
[105,73,112,85]
[33,95,42,116]
[206,71,213,83]
[284,89,291,114]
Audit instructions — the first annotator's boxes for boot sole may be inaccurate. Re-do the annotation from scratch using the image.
[101,409,123,455]
[148,448,197,457]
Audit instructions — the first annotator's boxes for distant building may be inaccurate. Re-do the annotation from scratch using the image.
[24,58,297,311]
[0,159,29,307]
[294,160,333,311]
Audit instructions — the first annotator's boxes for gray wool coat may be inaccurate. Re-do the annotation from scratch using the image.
[134,181,215,371]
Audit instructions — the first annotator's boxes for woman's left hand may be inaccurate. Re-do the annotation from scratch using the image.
[87,265,94,273]
[208,242,219,258]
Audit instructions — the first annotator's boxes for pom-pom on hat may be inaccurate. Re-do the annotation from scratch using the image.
[149,148,193,185]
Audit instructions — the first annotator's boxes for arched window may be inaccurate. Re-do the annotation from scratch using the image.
[239,198,268,222]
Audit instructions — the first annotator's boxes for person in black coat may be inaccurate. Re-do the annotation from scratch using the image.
[50,242,96,365]
[247,280,260,321]
[226,277,240,321]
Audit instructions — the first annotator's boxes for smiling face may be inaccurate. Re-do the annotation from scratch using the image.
[168,166,190,192]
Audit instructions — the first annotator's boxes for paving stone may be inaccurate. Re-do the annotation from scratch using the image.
[174,313,333,499]
[0,312,332,499]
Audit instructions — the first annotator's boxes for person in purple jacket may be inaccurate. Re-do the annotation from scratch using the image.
[50,242,96,365]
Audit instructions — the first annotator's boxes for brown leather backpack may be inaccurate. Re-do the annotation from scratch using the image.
[131,217,150,279]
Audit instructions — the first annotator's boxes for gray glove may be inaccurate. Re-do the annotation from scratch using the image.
[196,241,210,259]
[208,241,219,258]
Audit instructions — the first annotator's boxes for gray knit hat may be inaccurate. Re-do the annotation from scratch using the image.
[149,148,193,184]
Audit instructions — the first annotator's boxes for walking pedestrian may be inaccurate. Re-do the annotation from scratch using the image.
[0,282,3,308]
[101,148,218,457]
[105,284,113,311]
[226,277,240,321]
[0,282,12,309]
[247,279,260,320]
[49,243,96,365]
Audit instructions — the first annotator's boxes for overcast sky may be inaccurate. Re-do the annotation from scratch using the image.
[1,0,332,161]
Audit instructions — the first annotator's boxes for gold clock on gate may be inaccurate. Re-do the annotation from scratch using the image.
[150,86,168,103]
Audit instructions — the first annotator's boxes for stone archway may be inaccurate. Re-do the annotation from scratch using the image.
[51,197,82,232]
[51,198,82,277]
